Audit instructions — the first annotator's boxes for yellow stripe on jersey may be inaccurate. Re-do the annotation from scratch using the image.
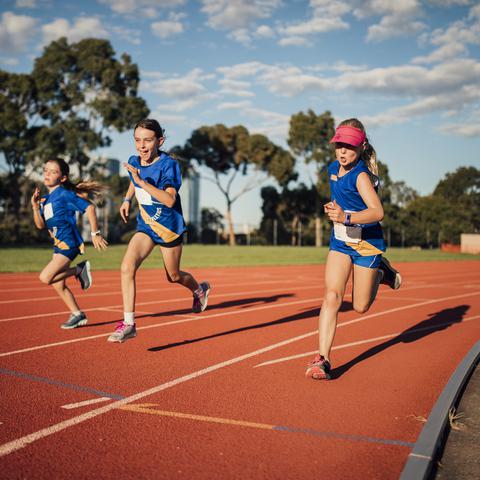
[53,237,71,251]
[346,240,383,256]
[139,204,179,243]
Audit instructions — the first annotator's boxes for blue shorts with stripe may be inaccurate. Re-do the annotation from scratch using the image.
[329,225,385,269]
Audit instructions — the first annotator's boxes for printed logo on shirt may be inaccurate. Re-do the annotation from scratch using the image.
[330,174,338,181]
[44,203,54,220]
[150,207,162,222]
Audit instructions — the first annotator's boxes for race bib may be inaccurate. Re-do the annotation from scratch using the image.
[43,203,54,220]
[333,222,362,243]
[135,187,152,206]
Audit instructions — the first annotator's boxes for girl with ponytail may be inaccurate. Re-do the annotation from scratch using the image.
[31,157,108,329]
[306,118,402,380]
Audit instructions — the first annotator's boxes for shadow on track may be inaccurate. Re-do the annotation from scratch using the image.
[331,304,470,380]
[84,294,295,328]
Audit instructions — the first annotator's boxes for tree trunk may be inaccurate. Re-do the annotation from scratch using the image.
[225,204,236,246]
[291,215,298,246]
[315,215,321,247]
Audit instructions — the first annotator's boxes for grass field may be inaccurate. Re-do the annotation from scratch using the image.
[0,244,478,272]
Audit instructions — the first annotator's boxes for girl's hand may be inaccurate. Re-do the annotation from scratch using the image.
[31,188,40,209]
[92,234,108,251]
[120,200,130,223]
[324,200,345,223]
[124,162,144,186]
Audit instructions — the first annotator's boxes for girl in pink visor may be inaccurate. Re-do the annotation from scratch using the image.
[306,118,402,380]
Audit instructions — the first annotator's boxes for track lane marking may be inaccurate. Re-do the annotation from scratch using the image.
[254,314,480,367]
[0,329,318,457]
[118,403,414,447]
[61,398,114,410]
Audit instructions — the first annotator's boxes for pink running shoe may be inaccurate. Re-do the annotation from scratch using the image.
[107,321,137,343]
[192,282,211,313]
[305,354,331,380]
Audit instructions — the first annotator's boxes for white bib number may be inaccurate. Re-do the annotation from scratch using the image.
[333,222,362,243]
[43,203,54,220]
[135,187,152,206]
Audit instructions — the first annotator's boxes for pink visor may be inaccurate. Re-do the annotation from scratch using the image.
[329,125,366,147]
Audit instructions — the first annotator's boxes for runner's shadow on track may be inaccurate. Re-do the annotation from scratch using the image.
[83,294,296,328]
[138,294,296,319]
[148,305,322,352]
[330,304,470,380]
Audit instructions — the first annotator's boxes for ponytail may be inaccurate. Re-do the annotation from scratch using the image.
[46,158,107,201]
[337,118,378,178]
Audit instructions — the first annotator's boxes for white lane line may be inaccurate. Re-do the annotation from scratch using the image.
[61,397,113,410]
[0,329,316,458]
[254,315,480,367]
[0,278,318,303]
[0,297,320,358]
[0,284,320,323]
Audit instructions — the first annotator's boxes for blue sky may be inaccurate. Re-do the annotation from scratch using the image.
[1,0,479,228]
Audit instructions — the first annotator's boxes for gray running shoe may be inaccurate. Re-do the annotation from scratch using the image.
[76,260,92,290]
[379,257,402,290]
[107,322,137,343]
[61,312,88,329]
[192,281,211,313]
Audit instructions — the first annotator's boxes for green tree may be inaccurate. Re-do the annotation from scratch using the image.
[182,124,296,245]
[0,37,149,243]
[287,109,335,246]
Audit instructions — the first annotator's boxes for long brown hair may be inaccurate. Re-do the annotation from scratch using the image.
[338,118,378,176]
[47,158,107,200]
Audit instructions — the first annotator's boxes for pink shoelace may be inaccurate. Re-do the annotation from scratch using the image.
[114,321,127,332]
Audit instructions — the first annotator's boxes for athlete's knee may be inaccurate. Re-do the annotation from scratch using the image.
[121,260,136,277]
[323,289,343,309]
[353,301,371,314]
[166,270,181,283]
[39,271,53,285]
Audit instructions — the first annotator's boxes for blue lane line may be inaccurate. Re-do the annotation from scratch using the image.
[0,367,125,400]
[273,425,414,447]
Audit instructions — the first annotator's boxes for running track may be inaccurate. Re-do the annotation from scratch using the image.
[0,261,479,479]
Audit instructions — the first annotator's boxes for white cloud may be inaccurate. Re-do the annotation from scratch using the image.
[277,0,350,46]
[218,78,255,97]
[142,68,216,111]
[0,56,19,66]
[412,41,467,64]
[151,20,184,38]
[438,123,480,138]
[201,0,281,30]
[0,11,37,52]
[15,0,37,7]
[255,25,274,38]
[98,0,185,17]
[42,17,109,45]
[427,0,471,6]
[200,0,281,45]
[334,59,480,96]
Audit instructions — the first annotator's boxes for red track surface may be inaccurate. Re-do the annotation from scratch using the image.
[0,261,479,479]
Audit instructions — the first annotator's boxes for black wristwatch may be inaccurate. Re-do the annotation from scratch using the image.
[344,212,351,226]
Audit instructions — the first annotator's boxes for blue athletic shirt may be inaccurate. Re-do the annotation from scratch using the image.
[328,159,385,249]
[128,153,186,245]
[40,186,90,252]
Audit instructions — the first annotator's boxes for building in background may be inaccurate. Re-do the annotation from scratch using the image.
[181,171,201,238]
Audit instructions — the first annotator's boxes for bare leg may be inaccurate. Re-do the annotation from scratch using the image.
[351,263,383,314]
[52,279,81,313]
[39,254,76,285]
[39,254,80,312]
[121,233,155,313]
[318,250,352,361]
[160,243,199,292]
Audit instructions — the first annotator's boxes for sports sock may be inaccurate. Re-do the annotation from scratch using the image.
[72,310,81,316]
[124,312,135,325]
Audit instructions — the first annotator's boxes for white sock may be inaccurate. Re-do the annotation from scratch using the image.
[124,312,135,325]
[72,310,81,316]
